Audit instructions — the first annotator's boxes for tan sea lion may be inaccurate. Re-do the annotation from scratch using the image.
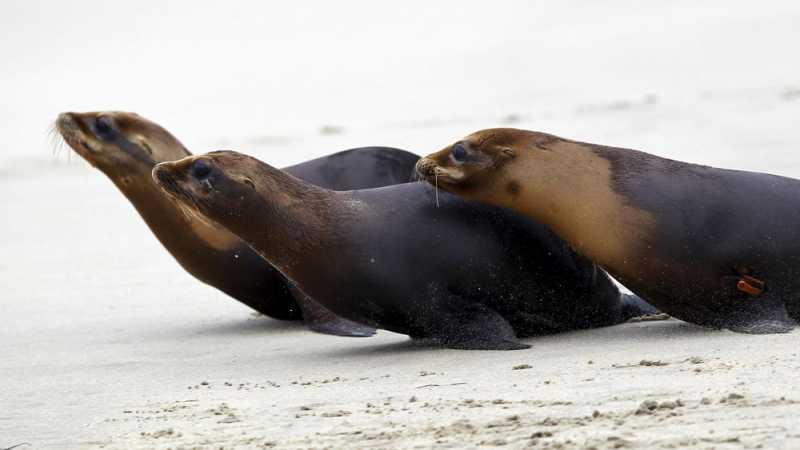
[416,128,800,334]
[56,111,419,336]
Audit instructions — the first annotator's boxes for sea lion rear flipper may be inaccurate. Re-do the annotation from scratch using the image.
[721,293,797,335]
[290,286,376,337]
[716,275,797,334]
[436,303,530,351]
[620,294,661,320]
[307,316,378,338]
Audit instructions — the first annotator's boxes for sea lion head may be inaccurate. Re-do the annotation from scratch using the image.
[152,151,301,231]
[415,128,564,206]
[56,111,189,186]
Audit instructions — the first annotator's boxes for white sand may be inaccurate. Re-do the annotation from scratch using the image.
[2,1,800,449]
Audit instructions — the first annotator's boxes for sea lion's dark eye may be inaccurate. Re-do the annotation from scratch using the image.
[191,160,212,179]
[451,143,468,163]
[95,116,114,139]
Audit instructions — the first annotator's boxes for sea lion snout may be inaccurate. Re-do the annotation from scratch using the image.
[153,156,218,198]
[56,112,78,132]
[152,161,182,194]
[414,157,437,180]
[56,112,96,155]
[414,156,465,183]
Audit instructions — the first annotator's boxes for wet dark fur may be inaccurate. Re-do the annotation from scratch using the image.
[589,143,800,331]
[149,147,419,321]
[162,153,658,350]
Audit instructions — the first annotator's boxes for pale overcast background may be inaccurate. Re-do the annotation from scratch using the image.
[2,1,800,448]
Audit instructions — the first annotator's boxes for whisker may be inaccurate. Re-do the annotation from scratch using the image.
[47,124,61,160]
[434,169,440,208]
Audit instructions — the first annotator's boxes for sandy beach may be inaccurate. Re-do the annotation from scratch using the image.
[2,1,800,448]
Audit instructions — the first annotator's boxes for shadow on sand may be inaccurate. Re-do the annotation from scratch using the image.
[190,316,307,337]
[322,319,724,358]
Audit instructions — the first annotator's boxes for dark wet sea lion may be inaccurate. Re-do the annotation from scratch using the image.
[55,111,419,336]
[152,151,656,350]
[416,128,800,334]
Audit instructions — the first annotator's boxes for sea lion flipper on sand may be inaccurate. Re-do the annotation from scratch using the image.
[434,302,530,351]
[288,286,376,337]
[153,152,659,350]
[620,294,661,319]
[717,294,796,334]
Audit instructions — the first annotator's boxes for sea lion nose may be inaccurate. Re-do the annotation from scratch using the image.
[415,158,433,178]
[56,112,78,130]
[152,163,175,186]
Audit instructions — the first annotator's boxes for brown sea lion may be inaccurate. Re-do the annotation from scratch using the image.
[416,128,800,334]
[151,151,657,350]
[56,111,419,336]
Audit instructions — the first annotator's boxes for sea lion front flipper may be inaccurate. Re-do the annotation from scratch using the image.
[289,286,376,337]
[436,303,530,351]
[620,294,661,320]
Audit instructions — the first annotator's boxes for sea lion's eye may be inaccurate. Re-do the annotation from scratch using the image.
[140,141,153,155]
[243,178,255,189]
[451,142,468,163]
[95,116,114,140]
[191,160,212,179]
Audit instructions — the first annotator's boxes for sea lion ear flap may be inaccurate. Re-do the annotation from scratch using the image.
[499,147,516,159]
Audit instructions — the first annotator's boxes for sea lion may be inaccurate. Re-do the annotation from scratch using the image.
[55,111,419,336]
[416,128,800,334]
[152,151,657,350]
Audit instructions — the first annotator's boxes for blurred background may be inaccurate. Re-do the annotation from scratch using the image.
[2,0,799,173]
[2,2,800,447]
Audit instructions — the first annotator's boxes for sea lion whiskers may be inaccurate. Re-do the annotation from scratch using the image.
[434,167,441,208]
[47,122,65,160]
[411,159,444,208]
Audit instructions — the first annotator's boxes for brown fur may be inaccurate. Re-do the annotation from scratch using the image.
[416,128,657,283]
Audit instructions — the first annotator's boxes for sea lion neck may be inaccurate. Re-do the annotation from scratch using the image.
[116,170,241,256]
[503,140,657,281]
[224,176,347,286]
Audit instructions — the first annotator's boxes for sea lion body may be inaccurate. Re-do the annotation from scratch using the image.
[307,183,649,341]
[593,147,800,329]
[153,152,656,350]
[417,128,800,333]
[56,111,418,336]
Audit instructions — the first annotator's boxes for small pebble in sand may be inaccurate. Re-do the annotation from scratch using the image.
[639,360,669,367]
[409,396,418,403]
[321,410,351,418]
[218,414,240,424]
[658,399,684,410]
[700,397,712,405]
[720,393,745,403]
[513,364,532,370]
[635,400,659,415]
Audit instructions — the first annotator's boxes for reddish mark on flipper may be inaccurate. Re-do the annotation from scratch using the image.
[737,275,765,297]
